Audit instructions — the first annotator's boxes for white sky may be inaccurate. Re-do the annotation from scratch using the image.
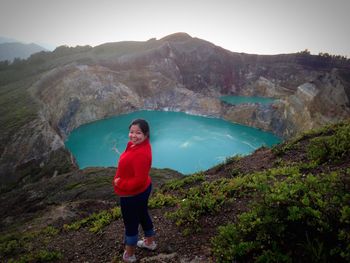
[0,0,349,56]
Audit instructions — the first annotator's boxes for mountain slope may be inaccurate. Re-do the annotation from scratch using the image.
[0,32,350,198]
[0,42,47,61]
[1,120,349,262]
[0,36,18,44]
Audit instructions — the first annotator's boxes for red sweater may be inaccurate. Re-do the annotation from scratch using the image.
[114,139,152,196]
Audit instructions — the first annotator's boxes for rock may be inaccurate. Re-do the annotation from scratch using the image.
[280,69,350,137]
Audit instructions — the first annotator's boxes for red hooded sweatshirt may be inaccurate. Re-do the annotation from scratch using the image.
[113,138,152,196]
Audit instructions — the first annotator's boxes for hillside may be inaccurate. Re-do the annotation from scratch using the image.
[1,120,349,262]
[1,33,350,193]
[0,37,18,44]
[0,42,47,62]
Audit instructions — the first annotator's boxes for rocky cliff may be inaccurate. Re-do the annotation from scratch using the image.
[1,32,350,189]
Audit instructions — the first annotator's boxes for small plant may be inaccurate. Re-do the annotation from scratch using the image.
[307,122,350,163]
[8,250,62,263]
[149,192,178,208]
[272,137,300,156]
[211,155,242,171]
[0,228,63,262]
[64,206,122,233]
[166,180,228,233]
[41,226,60,236]
[162,173,205,191]
[0,237,21,257]
[211,168,350,262]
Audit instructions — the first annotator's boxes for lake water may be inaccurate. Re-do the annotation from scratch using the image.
[65,110,281,174]
[220,95,276,105]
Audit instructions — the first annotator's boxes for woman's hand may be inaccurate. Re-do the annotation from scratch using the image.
[113,177,120,187]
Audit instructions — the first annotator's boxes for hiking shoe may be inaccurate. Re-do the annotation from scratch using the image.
[123,251,136,263]
[137,239,157,250]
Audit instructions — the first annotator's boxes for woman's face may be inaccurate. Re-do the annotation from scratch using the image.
[129,124,147,145]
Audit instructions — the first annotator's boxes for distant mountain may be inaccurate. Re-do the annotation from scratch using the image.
[0,36,18,44]
[0,42,48,61]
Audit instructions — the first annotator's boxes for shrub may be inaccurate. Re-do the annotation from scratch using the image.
[166,180,230,233]
[149,192,178,208]
[212,168,350,262]
[162,173,205,191]
[0,237,21,257]
[41,226,60,236]
[0,229,63,262]
[307,122,350,163]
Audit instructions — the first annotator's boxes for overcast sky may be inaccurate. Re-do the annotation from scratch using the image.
[0,0,349,56]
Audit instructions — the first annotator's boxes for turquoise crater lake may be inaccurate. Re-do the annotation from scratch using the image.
[220,95,276,105]
[65,111,281,174]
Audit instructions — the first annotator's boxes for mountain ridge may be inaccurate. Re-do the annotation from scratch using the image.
[0,32,350,191]
[0,41,48,62]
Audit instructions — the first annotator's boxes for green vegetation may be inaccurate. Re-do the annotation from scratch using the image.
[211,155,243,172]
[8,250,63,263]
[148,192,179,208]
[307,122,350,163]
[166,180,228,233]
[64,206,121,233]
[0,226,61,262]
[161,173,205,191]
[64,175,112,191]
[165,167,294,234]
[92,40,161,58]
[211,168,350,262]
[137,120,350,261]
[150,167,184,186]
[209,121,350,263]
[0,78,39,154]
[272,121,350,157]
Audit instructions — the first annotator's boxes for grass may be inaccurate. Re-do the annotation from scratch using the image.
[0,78,39,153]
[63,207,122,233]
[0,226,61,262]
[161,173,205,191]
[63,175,112,191]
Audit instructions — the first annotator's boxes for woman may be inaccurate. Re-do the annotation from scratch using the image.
[113,119,157,263]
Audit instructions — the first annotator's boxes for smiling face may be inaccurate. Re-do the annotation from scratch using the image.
[129,124,147,145]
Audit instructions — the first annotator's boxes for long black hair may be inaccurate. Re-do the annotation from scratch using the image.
[129,119,150,138]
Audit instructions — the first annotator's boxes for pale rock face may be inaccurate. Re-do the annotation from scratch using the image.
[280,70,350,137]
[222,102,285,137]
[33,64,142,138]
[296,83,319,101]
[220,69,350,138]
[242,76,292,98]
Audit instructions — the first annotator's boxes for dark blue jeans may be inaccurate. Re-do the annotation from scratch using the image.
[120,183,155,246]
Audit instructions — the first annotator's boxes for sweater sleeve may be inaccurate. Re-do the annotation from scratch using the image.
[117,153,150,193]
